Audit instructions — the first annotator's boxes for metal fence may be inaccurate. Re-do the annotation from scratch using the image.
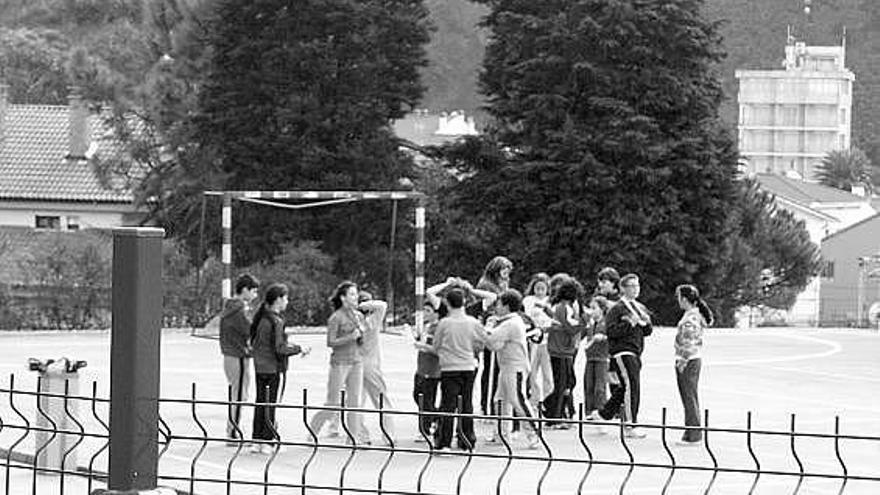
[1,375,879,495]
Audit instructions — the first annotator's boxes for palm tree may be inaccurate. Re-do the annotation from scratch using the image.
[814,148,874,195]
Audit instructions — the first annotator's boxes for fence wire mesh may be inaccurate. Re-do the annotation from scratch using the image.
[1,375,878,495]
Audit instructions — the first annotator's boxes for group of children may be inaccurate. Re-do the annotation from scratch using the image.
[219,275,396,452]
[218,254,714,453]
[411,256,714,450]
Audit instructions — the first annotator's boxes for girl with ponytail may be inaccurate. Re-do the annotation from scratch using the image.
[249,283,308,453]
[673,284,713,445]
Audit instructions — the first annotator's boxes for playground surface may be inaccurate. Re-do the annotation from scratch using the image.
[0,326,878,494]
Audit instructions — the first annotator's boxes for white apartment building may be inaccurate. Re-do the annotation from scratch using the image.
[736,38,854,180]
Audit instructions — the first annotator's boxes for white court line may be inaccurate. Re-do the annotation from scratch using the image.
[702,383,880,415]
[739,363,880,384]
[645,333,843,369]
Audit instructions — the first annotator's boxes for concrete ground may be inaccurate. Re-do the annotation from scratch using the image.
[0,326,878,494]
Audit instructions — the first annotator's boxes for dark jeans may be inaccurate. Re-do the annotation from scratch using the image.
[583,359,608,413]
[544,355,575,420]
[479,349,499,415]
[599,353,641,423]
[437,370,476,450]
[413,374,440,437]
[676,358,702,442]
[253,373,280,441]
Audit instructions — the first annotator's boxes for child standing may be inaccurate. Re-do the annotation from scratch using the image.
[581,267,620,416]
[522,273,554,411]
[425,288,487,452]
[219,273,260,443]
[310,281,368,444]
[357,291,395,444]
[412,278,456,441]
[486,289,541,449]
[588,274,653,439]
[544,277,585,427]
[674,284,713,445]
[250,283,308,453]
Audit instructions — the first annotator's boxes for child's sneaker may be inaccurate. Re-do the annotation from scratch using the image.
[525,434,540,450]
[623,426,647,439]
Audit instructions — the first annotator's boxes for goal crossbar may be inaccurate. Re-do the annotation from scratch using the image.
[205,190,427,334]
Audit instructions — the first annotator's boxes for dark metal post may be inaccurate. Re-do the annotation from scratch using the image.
[109,227,164,490]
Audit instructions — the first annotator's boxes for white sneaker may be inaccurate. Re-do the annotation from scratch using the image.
[433,446,452,456]
[250,443,266,454]
[675,438,701,447]
[623,426,647,439]
[525,435,540,450]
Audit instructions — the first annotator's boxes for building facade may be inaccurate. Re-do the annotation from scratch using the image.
[736,39,854,180]
[820,214,880,326]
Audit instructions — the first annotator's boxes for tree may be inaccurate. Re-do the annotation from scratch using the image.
[435,0,742,323]
[143,0,431,293]
[711,179,822,325]
[814,148,874,194]
[0,27,69,104]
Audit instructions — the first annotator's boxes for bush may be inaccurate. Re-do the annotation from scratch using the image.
[15,235,111,329]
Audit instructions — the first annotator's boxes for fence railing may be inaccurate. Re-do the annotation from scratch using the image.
[1,375,879,495]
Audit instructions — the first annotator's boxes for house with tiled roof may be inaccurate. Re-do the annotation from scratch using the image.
[753,172,877,325]
[0,84,144,231]
[0,85,146,328]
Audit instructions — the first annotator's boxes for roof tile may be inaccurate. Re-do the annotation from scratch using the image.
[0,105,134,203]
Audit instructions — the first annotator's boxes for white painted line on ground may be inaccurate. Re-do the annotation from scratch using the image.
[644,333,843,369]
[702,384,880,414]
[740,363,880,383]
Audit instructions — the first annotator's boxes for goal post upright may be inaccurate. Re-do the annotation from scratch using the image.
[221,192,233,300]
[207,189,427,334]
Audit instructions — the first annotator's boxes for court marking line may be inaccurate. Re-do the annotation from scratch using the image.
[644,333,843,368]
[738,363,880,383]
[701,383,880,414]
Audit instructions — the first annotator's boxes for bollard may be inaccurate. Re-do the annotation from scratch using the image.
[30,357,87,473]
[109,227,164,491]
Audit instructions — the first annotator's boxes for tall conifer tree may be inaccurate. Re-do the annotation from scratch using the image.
[446,0,741,321]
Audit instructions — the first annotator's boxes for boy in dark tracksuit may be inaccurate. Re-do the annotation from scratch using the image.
[588,273,652,439]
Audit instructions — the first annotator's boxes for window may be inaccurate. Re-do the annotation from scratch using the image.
[805,105,836,127]
[780,131,801,152]
[839,108,847,126]
[820,260,835,279]
[780,105,799,126]
[67,216,80,230]
[35,215,61,229]
[841,81,850,96]
[746,105,773,126]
